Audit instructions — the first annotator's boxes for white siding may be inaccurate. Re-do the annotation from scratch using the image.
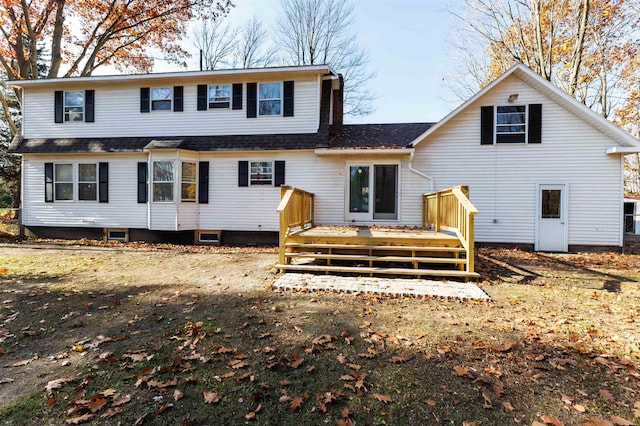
[22,75,320,139]
[22,154,148,229]
[410,74,623,247]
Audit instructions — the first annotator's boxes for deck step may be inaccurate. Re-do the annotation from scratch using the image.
[285,253,466,264]
[285,243,465,252]
[276,264,479,278]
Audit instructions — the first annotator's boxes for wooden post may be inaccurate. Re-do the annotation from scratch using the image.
[466,213,475,273]
[435,192,441,232]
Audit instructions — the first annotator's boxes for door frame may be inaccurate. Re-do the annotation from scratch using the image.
[534,182,569,252]
[344,161,401,223]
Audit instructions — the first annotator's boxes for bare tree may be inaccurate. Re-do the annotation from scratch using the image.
[231,16,278,69]
[276,0,375,116]
[192,19,239,70]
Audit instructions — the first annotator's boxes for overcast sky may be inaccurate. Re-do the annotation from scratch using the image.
[155,0,462,125]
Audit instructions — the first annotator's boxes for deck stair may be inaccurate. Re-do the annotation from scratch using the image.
[276,186,479,279]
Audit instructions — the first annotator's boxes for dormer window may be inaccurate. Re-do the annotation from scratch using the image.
[496,105,526,143]
[64,91,84,121]
[258,82,282,116]
[209,85,231,109]
[151,87,172,111]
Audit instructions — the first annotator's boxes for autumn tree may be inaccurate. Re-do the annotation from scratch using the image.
[276,0,375,116]
[0,0,232,206]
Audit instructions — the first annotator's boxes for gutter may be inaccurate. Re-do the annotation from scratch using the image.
[606,146,640,155]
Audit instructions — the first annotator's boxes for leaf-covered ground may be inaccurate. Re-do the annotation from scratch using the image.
[0,241,639,425]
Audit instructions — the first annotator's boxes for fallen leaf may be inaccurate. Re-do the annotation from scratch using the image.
[65,414,94,424]
[425,399,437,406]
[203,390,221,404]
[88,395,107,413]
[10,358,33,367]
[387,356,410,364]
[373,393,392,403]
[174,389,184,401]
[290,395,303,412]
[155,402,173,414]
[573,404,586,413]
[100,408,121,419]
[294,326,303,333]
[453,366,469,377]
[502,401,514,411]
[540,414,564,426]
[599,389,615,402]
[112,395,131,407]
[462,422,480,426]
[289,357,304,369]
[134,413,147,426]
[610,416,633,426]
[46,378,72,394]
[481,390,492,409]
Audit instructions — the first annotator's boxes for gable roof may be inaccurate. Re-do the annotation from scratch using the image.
[410,64,640,149]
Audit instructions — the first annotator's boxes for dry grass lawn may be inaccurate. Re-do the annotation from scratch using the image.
[0,240,639,425]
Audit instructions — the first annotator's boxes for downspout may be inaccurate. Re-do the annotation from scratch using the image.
[408,149,434,193]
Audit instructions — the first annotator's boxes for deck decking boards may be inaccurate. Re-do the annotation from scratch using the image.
[281,225,476,279]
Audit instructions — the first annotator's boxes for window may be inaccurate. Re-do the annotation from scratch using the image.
[153,161,174,202]
[78,164,97,201]
[541,189,561,219]
[64,91,84,121]
[209,85,231,109]
[250,161,273,185]
[258,82,281,116]
[181,162,197,202]
[496,105,526,143]
[54,164,73,201]
[151,87,172,111]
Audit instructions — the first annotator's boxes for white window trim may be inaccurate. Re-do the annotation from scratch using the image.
[208,84,231,109]
[151,87,173,112]
[495,104,528,144]
[258,82,282,117]
[344,161,402,223]
[64,90,84,122]
[152,160,175,203]
[53,163,75,202]
[77,163,98,202]
[249,160,274,186]
[180,161,197,202]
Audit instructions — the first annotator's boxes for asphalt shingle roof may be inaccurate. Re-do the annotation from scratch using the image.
[8,123,433,154]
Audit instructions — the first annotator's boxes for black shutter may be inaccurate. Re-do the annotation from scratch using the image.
[173,86,184,112]
[238,161,249,187]
[283,81,294,117]
[198,161,209,204]
[197,84,207,111]
[54,91,63,123]
[85,90,95,122]
[528,103,542,144]
[246,82,257,118]
[140,87,150,113]
[99,162,109,203]
[137,162,148,203]
[45,162,54,202]
[274,161,285,186]
[232,83,243,110]
[480,106,494,145]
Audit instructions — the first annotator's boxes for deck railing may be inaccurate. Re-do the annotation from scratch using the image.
[276,186,315,264]
[422,185,478,272]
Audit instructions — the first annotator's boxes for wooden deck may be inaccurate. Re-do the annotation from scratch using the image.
[276,185,479,279]
[277,225,479,279]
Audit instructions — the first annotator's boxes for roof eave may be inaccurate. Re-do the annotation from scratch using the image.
[605,146,640,155]
[8,64,334,88]
[315,148,413,156]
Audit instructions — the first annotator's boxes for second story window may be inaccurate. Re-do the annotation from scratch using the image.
[496,105,526,143]
[64,91,84,121]
[151,87,172,111]
[258,83,281,116]
[209,85,231,109]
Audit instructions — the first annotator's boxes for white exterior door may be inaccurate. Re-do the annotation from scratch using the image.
[536,184,568,252]
[347,164,398,222]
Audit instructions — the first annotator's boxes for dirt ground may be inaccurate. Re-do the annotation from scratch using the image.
[0,241,639,425]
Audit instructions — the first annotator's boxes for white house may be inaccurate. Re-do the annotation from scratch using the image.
[9,64,640,251]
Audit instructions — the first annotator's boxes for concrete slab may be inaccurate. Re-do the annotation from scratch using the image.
[273,273,491,301]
